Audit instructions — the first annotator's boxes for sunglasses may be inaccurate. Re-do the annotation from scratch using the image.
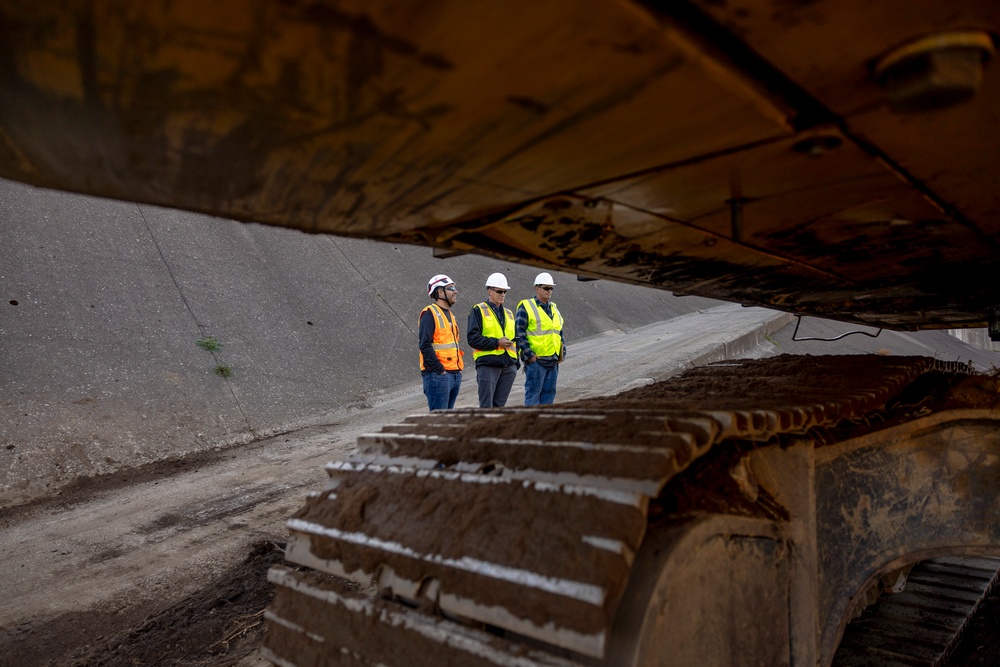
[538,286,554,291]
[445,286,458,292]
[491,288,507,295]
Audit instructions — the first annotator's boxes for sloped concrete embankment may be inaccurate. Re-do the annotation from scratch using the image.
[0,178,725,508]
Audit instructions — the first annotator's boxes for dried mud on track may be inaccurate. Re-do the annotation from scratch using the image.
[1,541,283,667]
[6,534,999,667]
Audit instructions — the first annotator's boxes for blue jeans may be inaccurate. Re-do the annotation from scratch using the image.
[523,362,558,406]
[422,371,462,411]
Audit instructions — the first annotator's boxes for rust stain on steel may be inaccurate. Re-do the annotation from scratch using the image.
[0,1,458,228]
[477,54,688,176]
[419,189,997,328]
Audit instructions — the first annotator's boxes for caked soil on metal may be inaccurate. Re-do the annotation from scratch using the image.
[6,536,999,667]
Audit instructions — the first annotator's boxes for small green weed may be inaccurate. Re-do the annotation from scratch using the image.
[196,336,222,352]
[765,333,781,349]
[214,364,233,378]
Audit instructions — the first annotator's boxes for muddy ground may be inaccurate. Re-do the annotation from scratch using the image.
[0,450,292,667]
[3,538,282,667]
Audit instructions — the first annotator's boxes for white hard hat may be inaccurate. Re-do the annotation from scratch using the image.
[427,274,454,297]
[485,272,510,289]
[534,272,555,286]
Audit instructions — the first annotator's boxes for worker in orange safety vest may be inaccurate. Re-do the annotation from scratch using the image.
[418,274,464,410]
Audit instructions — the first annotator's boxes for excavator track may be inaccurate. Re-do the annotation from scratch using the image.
[834,556,1000,666]
[263,355,999,666]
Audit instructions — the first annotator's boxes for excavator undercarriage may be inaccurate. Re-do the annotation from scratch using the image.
[1,0,999,664]
[262,355,1000,666]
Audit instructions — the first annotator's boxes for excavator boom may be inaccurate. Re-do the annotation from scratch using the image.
[1,1,998,328]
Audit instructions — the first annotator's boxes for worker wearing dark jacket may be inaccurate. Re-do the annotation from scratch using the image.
[515,272,565,406]
[467,272,519,408]
[419,274,464,411]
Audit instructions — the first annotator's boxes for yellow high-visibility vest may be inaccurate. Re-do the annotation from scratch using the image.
[518,298,563,358]
[472,302,516,361]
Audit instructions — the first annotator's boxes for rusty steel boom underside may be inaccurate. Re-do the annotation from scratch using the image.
[0,1,998,329]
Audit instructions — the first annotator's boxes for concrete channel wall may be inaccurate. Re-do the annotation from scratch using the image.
[947,328,1000,353]
[0,178,723,509]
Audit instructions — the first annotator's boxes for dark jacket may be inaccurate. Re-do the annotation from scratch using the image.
[418,307,462,375]
[467,301,519,369]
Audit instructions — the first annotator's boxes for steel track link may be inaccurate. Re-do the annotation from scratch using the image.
[834,557,1000,666]
[266,355,974,665]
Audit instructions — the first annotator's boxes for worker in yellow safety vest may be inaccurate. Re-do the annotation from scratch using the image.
[419,274,464,410]
[467,272,519,408]
[514,272,565,406]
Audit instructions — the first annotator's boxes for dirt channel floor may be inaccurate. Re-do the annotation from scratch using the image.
[3,538,283,667]
[3,324,999,667]
[0,446,308,667]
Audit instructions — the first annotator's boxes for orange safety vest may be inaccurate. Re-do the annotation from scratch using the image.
[419,303,465,371]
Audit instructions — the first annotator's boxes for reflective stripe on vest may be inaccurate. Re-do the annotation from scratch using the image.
[519,299,563,358]
[472,302,516,361]
[419,303,464,371]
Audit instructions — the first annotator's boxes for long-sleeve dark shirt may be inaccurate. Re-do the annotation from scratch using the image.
[467,301,517,368]
[418,307,460,375]
[514,298,564,367]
